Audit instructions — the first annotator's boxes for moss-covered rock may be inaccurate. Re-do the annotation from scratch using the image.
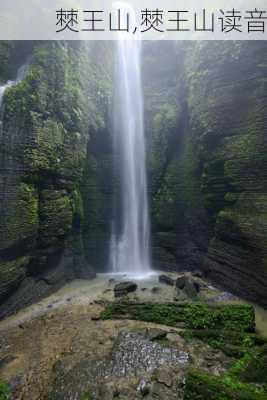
[145,41,267,304]
[0,256,30,301]
[0,41,111,311]
[185,41,267,306]
[184,370,267,400]
[101,302,255,332]
[80,393,93,400]
[0,382,11,400]
[0,182,38,252]
[39,190,73,248]
[144,42,211,273]
[239,345,267,384]
[181,329,266,358]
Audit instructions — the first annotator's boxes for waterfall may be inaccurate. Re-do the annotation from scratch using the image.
[110,2,151,276]
[0,64,28,142]
[0,82,12,109]
[0,65,27,117]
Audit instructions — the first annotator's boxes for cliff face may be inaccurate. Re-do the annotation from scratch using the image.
[0,40,266,313]
[0,42,112,317]
[144,42,211,274]
[186,42,267,305]
[146,41,267,306]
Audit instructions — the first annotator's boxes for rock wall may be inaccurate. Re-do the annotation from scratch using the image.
[146,41,267,306]
[0,42,112,317]
[186,42,267,306]
[144,42,211,273]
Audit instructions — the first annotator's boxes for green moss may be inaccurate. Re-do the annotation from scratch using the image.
[39,190,73,248]
[24,116,65,174]
[0,256,29,284]
[150,103,179,173]
[1,183,38,251]
[100,303,255,332]
[224,133,259,182]
[151,158,180,229]
[80,393,93,400]
[4,65,41,120]
[181,329,266,357]
[184,370,267,400]
[238,345,267,384]
[3,42,110,181]
[230,353,255,377]
[0,257,31,302]
[0,382,11,400]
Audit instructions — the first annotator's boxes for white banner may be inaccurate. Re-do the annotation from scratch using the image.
[0,0,266,40]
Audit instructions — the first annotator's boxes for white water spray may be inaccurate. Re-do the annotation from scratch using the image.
[0,65,27,126]
[0,65,27,108]
[110,2,151,276]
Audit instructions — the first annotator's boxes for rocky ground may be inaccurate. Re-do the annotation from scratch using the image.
[0,272,267,400]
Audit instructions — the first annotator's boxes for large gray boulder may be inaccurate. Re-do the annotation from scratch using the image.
[114,281,138,297]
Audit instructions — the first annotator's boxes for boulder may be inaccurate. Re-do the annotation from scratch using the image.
[175,276,200,300]
[114,281,138,298]
[159,275,175,286]
[184,279,199,299]
[175,276,187,290]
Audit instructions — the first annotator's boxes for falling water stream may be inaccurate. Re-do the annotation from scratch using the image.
[110,2,151,276]
[0,65,27,118]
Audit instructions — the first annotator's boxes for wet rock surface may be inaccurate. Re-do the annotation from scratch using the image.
[114,282,138,298]
[0,272,266,400]
[174,275,200,301]
[109,331,189,376]
[176,276,187,289]
[208,291,239,303]
[158,274,175,286]
[47,329,189,400]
